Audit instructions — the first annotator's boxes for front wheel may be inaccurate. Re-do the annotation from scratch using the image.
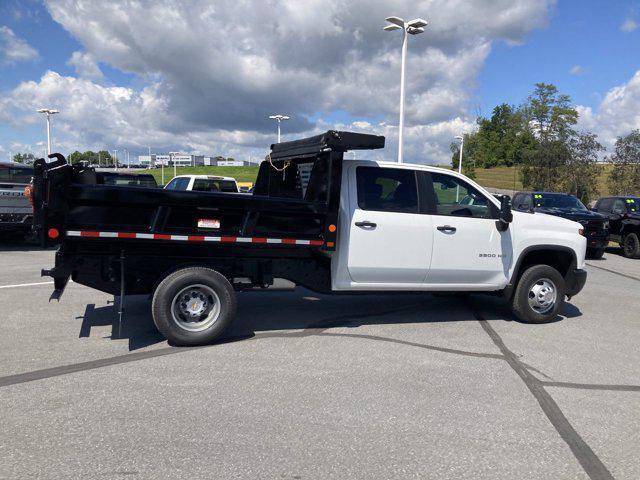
[622,233,640,259]
[152,267,237,346]
[511,265,565,324]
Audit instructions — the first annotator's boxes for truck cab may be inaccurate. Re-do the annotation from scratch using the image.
[164,175,239,193]
[592,196,640,258]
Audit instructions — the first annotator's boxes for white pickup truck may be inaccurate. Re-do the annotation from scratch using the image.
[34,131,587,346]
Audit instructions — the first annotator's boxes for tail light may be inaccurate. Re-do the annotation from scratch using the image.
[47,228,60,239]
[24,184,34,208]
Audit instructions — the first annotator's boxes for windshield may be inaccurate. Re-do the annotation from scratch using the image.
[626,198,639,213]
[533,193,587,210]
[101,174,157,187]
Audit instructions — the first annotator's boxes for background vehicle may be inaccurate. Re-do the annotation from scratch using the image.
[95,171,158,188]
[0,162,34,239]
[592,196,640,258]
[512,191,609,259]
[164,175,239,193]
[32,131,587,346]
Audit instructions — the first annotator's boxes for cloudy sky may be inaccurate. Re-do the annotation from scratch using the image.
[0,0,639,164]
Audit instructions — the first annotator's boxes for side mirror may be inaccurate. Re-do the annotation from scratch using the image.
[496,195,512,231]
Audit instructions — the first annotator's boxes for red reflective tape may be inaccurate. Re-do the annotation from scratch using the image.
[118,232,136,239]
[188,235,205,242]
[80,231,99,237]
[252,237,267,243]
[221,236,237,242]
[153,234,171,240]
[281,238,296,244]
[309,240,324,246]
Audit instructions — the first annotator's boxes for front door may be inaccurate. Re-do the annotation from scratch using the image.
[346,166,433,285]
[425,172,512,286]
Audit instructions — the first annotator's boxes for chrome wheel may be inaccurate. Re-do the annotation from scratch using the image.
[527,278,557,314]
[171,284,221,332]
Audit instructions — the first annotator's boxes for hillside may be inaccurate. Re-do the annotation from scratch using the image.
[135,163,614,196]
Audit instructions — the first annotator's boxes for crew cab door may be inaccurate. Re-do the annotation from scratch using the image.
[344,165,433,285]
[424,172,512,286]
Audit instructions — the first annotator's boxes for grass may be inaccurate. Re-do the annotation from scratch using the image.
[440,164,614,195]
[132,166,260,186]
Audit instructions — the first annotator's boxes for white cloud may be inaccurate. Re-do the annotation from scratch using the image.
[2,0,555,164]
[67,51,103,80]
[0,26,39,64]
[569,65,584,76]
[620,18,637,33]
[577,70,640,148]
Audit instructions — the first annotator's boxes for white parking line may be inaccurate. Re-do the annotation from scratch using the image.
[0,281,55,289]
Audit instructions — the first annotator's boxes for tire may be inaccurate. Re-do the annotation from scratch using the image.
[511,265,565,324]
[586,248,605,260]
[152,267,237,346]
[622,233,640,259]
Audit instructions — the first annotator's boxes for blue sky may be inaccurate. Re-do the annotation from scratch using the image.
[0,1,639,163]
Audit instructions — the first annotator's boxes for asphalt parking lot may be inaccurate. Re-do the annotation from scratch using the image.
[0,245,638,480]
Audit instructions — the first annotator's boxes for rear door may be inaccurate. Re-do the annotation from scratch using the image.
[346,165,433,285]
[424,172,512,287]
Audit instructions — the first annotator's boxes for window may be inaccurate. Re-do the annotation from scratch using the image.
[430,173,493,219]
[0,166,33,184]
[513,193,532,211]
[596,198,613,213]
[165,177,190,190]
[612,199,627,214]
[356,167,418,213]
[192,179,238,193]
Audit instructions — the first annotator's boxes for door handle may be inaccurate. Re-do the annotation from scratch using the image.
[355,221,377,228]
[437,225,457,233]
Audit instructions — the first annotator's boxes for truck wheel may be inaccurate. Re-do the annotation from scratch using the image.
[586,247,605,260]
[152,267,237,346]
[622,233,640,259]
[511,265,565,324]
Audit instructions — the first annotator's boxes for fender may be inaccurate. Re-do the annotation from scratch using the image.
[503,244,578,299]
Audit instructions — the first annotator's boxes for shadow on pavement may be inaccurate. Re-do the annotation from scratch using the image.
[77,289,583,351]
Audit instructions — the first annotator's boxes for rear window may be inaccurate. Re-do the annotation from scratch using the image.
[192,179,238,193]
[101,174,157,187]
[0,166,33,184]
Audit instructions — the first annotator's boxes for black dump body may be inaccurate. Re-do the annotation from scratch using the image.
[33,131,384,297]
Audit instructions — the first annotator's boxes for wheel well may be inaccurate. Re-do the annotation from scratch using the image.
[517,248,575,280]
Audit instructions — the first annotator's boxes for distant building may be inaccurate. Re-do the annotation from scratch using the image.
[138,153,255,167]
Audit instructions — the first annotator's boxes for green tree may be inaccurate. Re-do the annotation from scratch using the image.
[607,130,640,196]
[12,153,36,164]
[524,83,578,142]
[68,151,83,164]
[562,132,604,205]
[520,140,570,192]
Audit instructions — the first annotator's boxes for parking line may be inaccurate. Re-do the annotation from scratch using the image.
[0,281,54,289]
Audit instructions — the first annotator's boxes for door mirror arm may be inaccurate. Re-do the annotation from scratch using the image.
[496,195,513,232]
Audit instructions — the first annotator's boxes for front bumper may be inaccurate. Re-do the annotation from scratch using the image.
[565,268,587,298]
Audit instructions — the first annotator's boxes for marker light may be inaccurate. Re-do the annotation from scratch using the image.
[48,228,60,239]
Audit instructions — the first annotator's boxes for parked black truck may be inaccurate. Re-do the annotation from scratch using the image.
[512,191,610,259]
[592,196,640,258]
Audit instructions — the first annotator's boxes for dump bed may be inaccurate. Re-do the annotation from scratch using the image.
[32,131,384,296]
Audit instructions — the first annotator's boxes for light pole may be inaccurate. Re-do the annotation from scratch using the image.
[269,115,290,143]
[384,16,427,163]
[36,108,59,156]
[455,135,464,201]
[113,149,118,170]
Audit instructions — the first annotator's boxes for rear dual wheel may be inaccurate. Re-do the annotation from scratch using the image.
[152,267,237,346]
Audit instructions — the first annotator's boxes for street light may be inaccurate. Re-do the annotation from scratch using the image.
[113,149,118,170]
[36,108,59,156]
[269,115,290,143]
[384,16,427,163]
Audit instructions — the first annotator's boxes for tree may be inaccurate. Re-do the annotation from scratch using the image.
[525,83,578,142]
[562,132,604,205]
[12,153,36,164]
[520,140,570,192]
[607,130,640,196]
[68,151,84,164]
